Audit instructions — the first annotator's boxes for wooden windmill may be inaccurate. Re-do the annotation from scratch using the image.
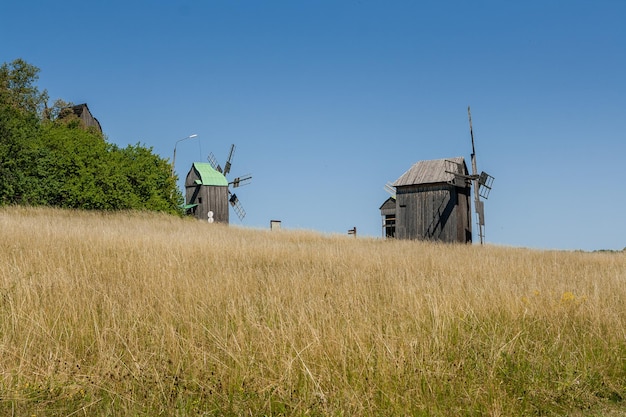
[379,107,494,244]
[185,144,252,224]
[384,157,473,243]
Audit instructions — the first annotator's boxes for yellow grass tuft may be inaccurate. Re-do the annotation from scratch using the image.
[1,206,625,416]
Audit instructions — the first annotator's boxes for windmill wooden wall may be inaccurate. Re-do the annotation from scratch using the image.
[185,162,229,223]
[390,157,472,243]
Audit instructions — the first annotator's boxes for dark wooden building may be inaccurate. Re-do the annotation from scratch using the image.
[185,162,229,223]
[382,157,472,243]
[67,103,102,133]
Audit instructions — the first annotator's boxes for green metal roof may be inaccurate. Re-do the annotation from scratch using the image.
[192,162,228,186]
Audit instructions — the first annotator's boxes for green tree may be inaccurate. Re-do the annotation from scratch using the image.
[0,58,184,215]
[0,104,40,204]
[33,123,113,209]
[42,98,74,123]
[0,59,45,204]
[32,124,183,214]
[0,59,48,117]
[112,143,184,214]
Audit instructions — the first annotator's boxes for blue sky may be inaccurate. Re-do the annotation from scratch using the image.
[2,1,625,251]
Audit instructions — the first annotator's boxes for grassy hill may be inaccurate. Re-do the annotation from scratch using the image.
[1,206,625,416]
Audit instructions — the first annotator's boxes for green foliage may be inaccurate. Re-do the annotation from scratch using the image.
[26,124,184,214]
[0,104,40,204]
[0,58,183,214]
[0,58,48,116]
[34,124,118,209]
[112,143,184,213]
[42,98,74,124]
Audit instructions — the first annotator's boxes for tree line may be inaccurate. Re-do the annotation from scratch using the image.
[0,59,183,214]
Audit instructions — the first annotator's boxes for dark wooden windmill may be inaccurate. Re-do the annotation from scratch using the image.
[382,157,473,243]
[184,144,252,224]
[380,107,494,244]
[185,144,252,224]
[185,162,230,223]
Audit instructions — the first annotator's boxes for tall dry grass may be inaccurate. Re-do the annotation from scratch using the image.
[0,206,625,416]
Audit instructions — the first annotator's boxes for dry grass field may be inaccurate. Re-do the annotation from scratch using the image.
[1,206,625,416]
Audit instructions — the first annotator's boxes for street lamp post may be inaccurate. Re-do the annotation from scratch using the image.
[172,134,198,176]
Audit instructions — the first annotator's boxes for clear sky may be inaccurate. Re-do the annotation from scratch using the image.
[2,1,625,251]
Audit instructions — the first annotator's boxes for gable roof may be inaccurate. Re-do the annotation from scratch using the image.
[192,162,228,186]
[379,196,396,211]
[392,157,467,187]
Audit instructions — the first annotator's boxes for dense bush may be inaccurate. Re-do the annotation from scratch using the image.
[0,59,183,214]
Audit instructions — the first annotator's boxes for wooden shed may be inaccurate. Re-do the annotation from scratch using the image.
[385,157,472,243]
[379,196,396,238]
[185,162,229,223]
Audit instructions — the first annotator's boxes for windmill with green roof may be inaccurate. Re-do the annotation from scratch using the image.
[184,144,252,224]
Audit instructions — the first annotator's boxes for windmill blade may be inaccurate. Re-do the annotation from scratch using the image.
[478,171,495,199]
[230,174,252,188]
[207,152,223,173]
[476,200,485,226]
[468,106,485,244]
[384,182,396,198]
[229,193,246,221]
[468,106,478,178]
[223,144,236,176]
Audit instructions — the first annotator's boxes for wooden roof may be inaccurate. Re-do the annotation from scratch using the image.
[71,103,89,117]
[392,157,467,187]
[190,162,228,186]
[379,196,396,211]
